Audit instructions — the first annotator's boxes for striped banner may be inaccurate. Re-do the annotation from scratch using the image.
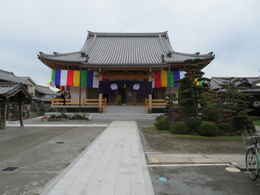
[51,69,185,89]
[73,70,80,86]
[161,70,167,87]
[60,70,67,86]
[152,71,186,89]
[80,70,88,87]
[51,69,99,88]
[67,70,74,86]
[55,70,61,87]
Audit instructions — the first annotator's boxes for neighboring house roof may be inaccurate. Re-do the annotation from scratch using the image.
[0,83,31,102]
[0,69,36,86]
[35,85,56,95]
[17,76,36,86]
[0,69,22,83]
[210,77,260,92]
[38,31,214,69]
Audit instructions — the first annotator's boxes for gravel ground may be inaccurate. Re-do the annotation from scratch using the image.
[0,126,105,195]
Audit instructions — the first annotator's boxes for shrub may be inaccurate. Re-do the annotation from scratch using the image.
[202,107,222,122]
[154,115,170,130]
[198,121,218,137]
[170,121,189,134]
[168,105,185,121]
[217,122,233,136]
[185,117,201,133]
[231,115,256,135]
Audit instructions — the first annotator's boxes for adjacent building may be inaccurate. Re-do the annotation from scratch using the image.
[0,69,56,118]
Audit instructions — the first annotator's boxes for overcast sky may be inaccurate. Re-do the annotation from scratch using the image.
[0,0,259,84]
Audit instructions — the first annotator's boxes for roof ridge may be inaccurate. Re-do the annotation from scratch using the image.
[0,69,15,75]
[88,31,168,37]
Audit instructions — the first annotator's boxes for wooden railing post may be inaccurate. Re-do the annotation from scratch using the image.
[98,93,103,112]
[148,94,152,113]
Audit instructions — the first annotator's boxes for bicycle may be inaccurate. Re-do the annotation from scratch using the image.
[245,135,260,180]
[240,117,260,181]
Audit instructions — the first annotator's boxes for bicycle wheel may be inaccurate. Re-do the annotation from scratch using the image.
[246,148,259,181]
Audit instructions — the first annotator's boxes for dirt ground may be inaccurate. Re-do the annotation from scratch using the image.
[141,127,245,154]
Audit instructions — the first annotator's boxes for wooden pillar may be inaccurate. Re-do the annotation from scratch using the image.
[0,101,7,129]
[98,68,103,113]
[148,67,153,113]
[18,101,24,127]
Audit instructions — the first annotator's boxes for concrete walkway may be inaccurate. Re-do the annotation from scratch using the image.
[146,153,245,168]
[105,105,146,113]
[41,121,154,195]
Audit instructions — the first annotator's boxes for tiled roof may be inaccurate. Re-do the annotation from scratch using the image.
[17,76,36,86]
[0,69,22,83]
[38,31,214,67]
[0,83,31,100]
[210,77,260,90]
[35,85,56,95]
[0,69,35,85]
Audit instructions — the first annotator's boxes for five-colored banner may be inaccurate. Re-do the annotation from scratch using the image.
[51,69,99,88]
[51,69,185,89]
[152,71,185,88]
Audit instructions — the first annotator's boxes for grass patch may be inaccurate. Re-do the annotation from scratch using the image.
[173,134,242,141]
[143,126,242,141]
[253,120,260,126]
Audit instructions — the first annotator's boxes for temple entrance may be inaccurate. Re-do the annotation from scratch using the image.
[103,82,145,105]
[101,71,148,105]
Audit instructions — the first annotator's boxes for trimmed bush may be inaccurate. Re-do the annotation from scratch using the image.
[232,115,256,135]
[185,117,201,133]
[170,121,189,134]
[217,122,233,136]
[168,105,185,121]
[198,121,218,137]
[154,115,170,130]
[202,107,222,122]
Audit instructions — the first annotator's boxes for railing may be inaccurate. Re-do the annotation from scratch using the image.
[51,98,107,112]
[145,98,167,113]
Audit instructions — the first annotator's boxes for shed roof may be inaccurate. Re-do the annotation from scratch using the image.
[38,31,214,69]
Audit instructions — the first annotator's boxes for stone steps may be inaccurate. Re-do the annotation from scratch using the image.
[89,113,162,121]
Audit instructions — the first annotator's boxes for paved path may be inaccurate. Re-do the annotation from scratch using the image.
[41,121,154,195]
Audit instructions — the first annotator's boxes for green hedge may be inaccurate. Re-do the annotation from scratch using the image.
[198,121,218,137]
[185,117,201,133]
[170,121,189,134]
[154,115,170,130]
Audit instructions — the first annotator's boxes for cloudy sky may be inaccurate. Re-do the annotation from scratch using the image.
[0,0,259,84]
